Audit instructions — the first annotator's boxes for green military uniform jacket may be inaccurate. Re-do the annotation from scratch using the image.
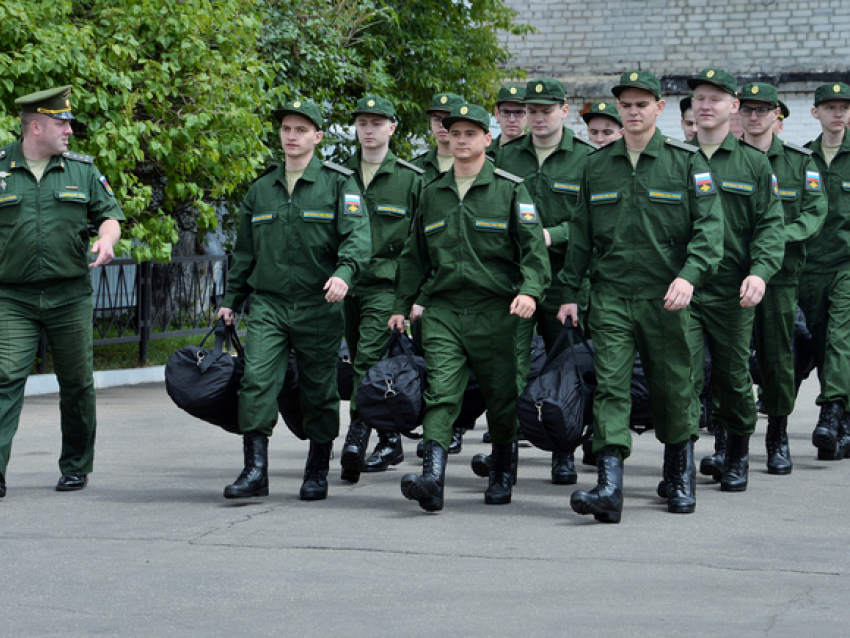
[393,161,550,314]
[0,140,124,296]
[485,133,525,164]
[410,147,449,184]
[803,130,850,274]
[341,149,423,292]
[223,155,371,310]
[560,129,723,300]
[690,133,785,289]
[765,135,827,285]
[496,127,596,275]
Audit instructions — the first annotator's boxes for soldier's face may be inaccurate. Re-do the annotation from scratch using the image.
[449,122,491,161]
[527,103,569,139]
[811,101,850,135]
[355,115,396,150]
[494,101,527,140]
[616,89,664,137]
[429,111,451,144]
[280,115,322,161]
[692,85,738,132]
[740,100,778,137]
[35,115,73,156]
[681,109,698,141]
[585,115,622,147]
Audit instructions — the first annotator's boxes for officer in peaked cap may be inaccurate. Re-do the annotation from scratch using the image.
[337,95,424,483]
[738,82,827,475]
[686,69,785,494]
[487,84,528,162]
[497,77,597,486]
[390,103,549,512]
[581,101,622,147]
[411,92,465,183]
[218,97,371,502]
[798,82,850,461]
[0,85,124,497]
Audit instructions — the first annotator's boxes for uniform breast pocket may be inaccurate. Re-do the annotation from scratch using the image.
[0,193,22,229]
[551,180,581,199]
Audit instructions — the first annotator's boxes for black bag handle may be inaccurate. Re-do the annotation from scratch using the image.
[377,329,427,379]
[198,320,244,373]
[542,323,591,371]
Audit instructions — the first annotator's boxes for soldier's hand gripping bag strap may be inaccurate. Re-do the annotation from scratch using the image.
[357,329,428,435]
[517,324,596,453]
[165,320,245,433]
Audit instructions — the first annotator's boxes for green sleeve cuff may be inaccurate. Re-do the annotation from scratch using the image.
[546,225,568,245]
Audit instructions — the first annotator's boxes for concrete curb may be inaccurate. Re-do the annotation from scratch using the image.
[24,365,166,396]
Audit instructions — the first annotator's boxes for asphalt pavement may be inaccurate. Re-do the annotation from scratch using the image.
[3,377,848,637]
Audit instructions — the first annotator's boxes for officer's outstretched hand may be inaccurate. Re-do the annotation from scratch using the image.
[324,276,349,302]
[89,238,115,268]
[510,294,536,319]
[740,275,766,308]
[557,303,579,327]
[388,314,406,332]
[216,307,234,326]
[664,277,694,311]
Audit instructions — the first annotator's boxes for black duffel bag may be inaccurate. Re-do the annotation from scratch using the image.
[517,324,595,453]
[276,350,307,440]
[357,330,428,435]
[165,321,244,433]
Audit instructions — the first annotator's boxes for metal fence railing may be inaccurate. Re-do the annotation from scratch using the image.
[36,254,244,372]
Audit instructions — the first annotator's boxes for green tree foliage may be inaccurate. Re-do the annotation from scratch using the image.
[260,0,532,159]
[0,0,530,258]
[0,0,272,260]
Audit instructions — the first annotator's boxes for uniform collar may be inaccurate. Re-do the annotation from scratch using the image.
[437,157,496,191]
[810,128,850,160]
[519,125,575,155]
[607,127,664,160]
[766,134,784,158]
[275,154,322,187]
[5,140,66,172]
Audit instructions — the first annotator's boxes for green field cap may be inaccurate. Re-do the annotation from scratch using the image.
[814,82,850,106]
[352,95,396,119]
[497,84,526,104]
[581,101,622,126]
[612,71,661,99]
[273,99,324,129]
[442,103,490,133]
[426,93,464,114]
[739,83,778,106]
[524,78,566,104]
[688,68,738,97]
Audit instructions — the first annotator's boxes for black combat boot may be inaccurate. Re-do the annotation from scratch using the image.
[449,427,464,454]
[363,431,404,472]
[470,453,491,477]
[484,443,514,505]
[0,471,6,498]
[838,413,850,459]
[471,438,518,485]
[765,415,793,475]
[720,432,750,492]
[551,451,577,485]
[416,440,424,458]
[300,440,333,501]
[812,402,842,452]
[699,425,726,481]
[581,438,596,466]
[400,440,447,512]
[224,431,269,499]
[570,450,623,524]
[662,440,696,514]
[340,419,370,483]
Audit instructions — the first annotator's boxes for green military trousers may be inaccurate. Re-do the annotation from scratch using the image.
[588,291,694,460]
[343,288,395,417]
[239,293,343,443]
[689,287,757,436]
[798,270,850,409]
[420,306,520,450]
[516,288,566,394]
[0,281,96,478]
[753,284,798,417]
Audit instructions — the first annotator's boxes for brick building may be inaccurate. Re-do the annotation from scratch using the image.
[499,0,850,145]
